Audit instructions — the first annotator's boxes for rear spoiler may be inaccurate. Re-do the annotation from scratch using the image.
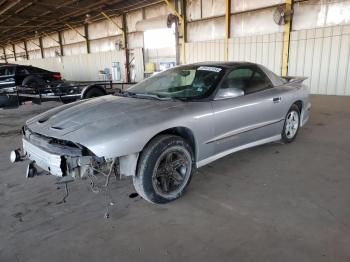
[282,76,308,84]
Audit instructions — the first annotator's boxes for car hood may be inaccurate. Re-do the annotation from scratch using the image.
[27,95,185,137]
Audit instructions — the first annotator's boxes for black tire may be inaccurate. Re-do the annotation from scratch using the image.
[133,135,194,204]
[22,76,45,88]
[83,87,106,99]
[281,104,301,143]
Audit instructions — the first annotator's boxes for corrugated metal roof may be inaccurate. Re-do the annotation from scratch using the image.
[0,0,160,47]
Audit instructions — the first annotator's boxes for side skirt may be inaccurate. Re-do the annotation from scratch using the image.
[196,134,281,168]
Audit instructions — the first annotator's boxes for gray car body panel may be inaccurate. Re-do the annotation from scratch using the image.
[25,63,310,171]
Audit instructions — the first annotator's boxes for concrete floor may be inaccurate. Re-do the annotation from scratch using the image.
[0,95,349,262]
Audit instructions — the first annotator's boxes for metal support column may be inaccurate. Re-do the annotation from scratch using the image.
[39,37,44,58]
[122,13,130,82]
[224,0,231,61]
[2,47,7,63]
[12,44,16,61]
[281,0,293,76]
[58,31,64,56]
[23,41,29,60]
[165,0,186,64]
[84,24,90,54]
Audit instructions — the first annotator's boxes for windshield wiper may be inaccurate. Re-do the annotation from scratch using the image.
[115,91,187,101]
[133,93,173,101]
[114,90,136,97]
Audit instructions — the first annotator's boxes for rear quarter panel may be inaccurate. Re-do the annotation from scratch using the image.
[278,82,310,124]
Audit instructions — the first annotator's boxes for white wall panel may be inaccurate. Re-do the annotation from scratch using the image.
[16,48,144,82]
[26,39,40,51]
[288,25,350,95]
[126,10,143,32]
[185,32,283,74]
[127,32,144,49]
[131,48,144,82]
[188,17,225,42]
[5,44,13,56]
[16,58,59,75]
[229,33,283,74]
[44,47,59,58]
[28,50,42,60]
[231,0,285,13]
[202,0,226,18]
[293,0,350,31]
[62,27,85,45]
[63,42,87,56]
[88,17,123,39]
[231,8,284,37]
[42,33,59,48]
[144,3,171,19]
[90,36,122,53]
[15,53,27,61]
[186,0,201,21]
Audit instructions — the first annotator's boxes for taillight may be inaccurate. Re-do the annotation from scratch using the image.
[53,73,62,80]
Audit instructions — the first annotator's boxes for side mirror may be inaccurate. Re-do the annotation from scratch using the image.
[215,87,244,100]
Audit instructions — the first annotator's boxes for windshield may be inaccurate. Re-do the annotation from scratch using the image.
[127,65,223,99]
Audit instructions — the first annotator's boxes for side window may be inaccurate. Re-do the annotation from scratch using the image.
[0,68,6,76]
[0,67,15,76]
[245,68,272,94]
[221,67,272,95]
[221,68,254,91]
[16,67,29,75]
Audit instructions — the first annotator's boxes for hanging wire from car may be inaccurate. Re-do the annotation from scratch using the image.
[55,176,75,205]
[56,182,69,205]
[87,158,117,218]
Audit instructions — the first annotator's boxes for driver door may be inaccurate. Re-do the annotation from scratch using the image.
[210,66,285,154]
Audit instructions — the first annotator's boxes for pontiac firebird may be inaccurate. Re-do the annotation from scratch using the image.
[13,62,310,204]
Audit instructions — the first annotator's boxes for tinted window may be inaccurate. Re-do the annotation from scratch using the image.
[222,67,272,95]
[0,67,15,76]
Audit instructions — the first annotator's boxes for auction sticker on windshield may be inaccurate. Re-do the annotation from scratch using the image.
[197,66,222,72]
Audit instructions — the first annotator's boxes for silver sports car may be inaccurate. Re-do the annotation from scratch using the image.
[12,62,310,204]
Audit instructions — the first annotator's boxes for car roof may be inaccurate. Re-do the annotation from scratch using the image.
[190,61,257,68]
[184,61,285,86]
[0,63,16,67]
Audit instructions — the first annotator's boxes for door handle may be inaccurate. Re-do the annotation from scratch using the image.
[273,97,281,103]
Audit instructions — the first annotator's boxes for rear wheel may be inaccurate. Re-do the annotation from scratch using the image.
[281,104,300,143]
[133,135,194,204]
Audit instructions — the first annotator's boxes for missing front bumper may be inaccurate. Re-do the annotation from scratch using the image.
[22,137,94,178]
[23,138,64,176]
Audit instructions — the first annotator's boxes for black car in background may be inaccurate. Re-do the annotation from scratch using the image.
[0,64,62,91]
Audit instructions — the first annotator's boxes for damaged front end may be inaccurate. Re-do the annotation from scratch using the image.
[16,126,117,179]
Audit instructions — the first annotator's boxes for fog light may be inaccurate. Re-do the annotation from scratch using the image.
[10,149,21,163]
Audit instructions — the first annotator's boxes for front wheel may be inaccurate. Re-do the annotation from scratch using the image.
[281,105,300,143]
[133,135,194,204]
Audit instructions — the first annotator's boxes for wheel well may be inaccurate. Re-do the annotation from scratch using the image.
[88,85,107,94]
[134,127,196,177]
[82,84,107,98]
[293,100,303,113]
[148,127,196,158]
